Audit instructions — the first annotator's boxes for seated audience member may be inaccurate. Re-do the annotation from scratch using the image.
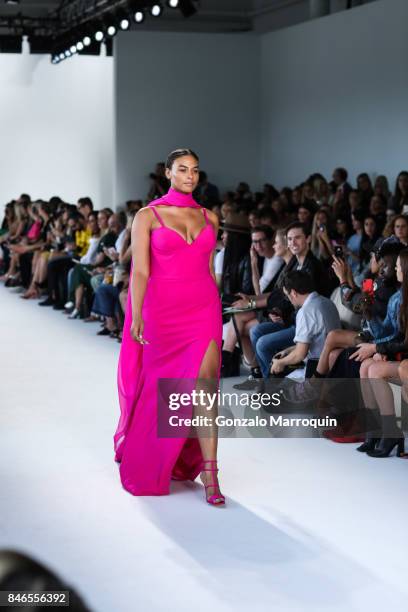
[270,270,340,380]
[38,212,90,308]
[271,198,292,228]
[248,209,261,228]
[331,167,352,216]
[65,212,127,319]
[232,222,331,387]
[20,201,54,298]
[315,178,330,206]
[76,197,93,219]
[259,208,278,229]
[92,220,133,339]
[389,170,408,214]
[345,210,364,275]
[374,175,392,207]
[310,209,334,260]
[382,214,408,247]
[147,162,170,201]
[234,182,253,203]
[301,181,317,209]
[221,226,287,377]
[369,194,387,232]
[296,202,315,231]
[356,172,374,212]
[354,215,382,286]
[193,171,220,206]
[215,213,252,297]
[8,202,53,290]
[348,189,362,213]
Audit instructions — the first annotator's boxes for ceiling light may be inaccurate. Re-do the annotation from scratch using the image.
[83,35,91,46]
[168,0,179,7]
[134,10,145,24]
[151,4,163,18]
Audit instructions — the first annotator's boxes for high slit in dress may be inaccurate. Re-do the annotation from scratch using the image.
[114,203,223,495]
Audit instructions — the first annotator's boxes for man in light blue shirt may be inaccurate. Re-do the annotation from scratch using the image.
[271,270,340,378]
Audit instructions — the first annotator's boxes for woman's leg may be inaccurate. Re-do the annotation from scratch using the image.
[222,311,257,353]
[195,339,224,503]
[359,358,377,408]
[367,361,400,416]
[316,329,358,376]
[398,360,408,404]
[364,361,404,456]
[240,318,263,366]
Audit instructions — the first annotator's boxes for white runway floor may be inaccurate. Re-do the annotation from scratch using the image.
[1,284,408,612]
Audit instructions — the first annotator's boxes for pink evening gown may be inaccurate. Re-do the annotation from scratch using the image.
[114,187,223,495]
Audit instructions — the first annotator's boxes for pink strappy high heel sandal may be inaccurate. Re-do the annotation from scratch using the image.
[200,460,225,506]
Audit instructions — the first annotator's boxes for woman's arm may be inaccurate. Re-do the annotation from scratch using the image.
[208,210,219,284]
[130,208,152,323]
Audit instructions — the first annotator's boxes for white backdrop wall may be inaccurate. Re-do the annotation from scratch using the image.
[260,0,408,188]
[0,52,113,214]
[114,31,261,205]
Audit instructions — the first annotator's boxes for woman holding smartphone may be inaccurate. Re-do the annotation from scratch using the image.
[114,149,225,506]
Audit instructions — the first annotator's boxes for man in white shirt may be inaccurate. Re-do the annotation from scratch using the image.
[250,225,284,293]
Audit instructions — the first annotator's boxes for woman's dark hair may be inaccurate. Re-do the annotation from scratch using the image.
[394,171,408,211]
[0,550,91,611]
[357,173,373,189]
[398,249,408,342]
[335,214,352,239]
[39,201,52,217]
[222,231,252,294]
[165,148,199,170]
[358,215,381,268]
[117,210,128,228]
[282,270,316,295]
[78,197,94,210]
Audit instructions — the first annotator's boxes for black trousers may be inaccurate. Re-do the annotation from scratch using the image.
[19,252,34,288]
[47,256,75,304]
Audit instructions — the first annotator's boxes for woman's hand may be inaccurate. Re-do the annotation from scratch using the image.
[232,292,250,308]
[349,343,376,362]
[250,244,258,266]
[332,255,349,284]
[268,313,284,324]
[130,315,149,345]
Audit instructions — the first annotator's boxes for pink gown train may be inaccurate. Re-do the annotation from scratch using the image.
[114,192,223,495]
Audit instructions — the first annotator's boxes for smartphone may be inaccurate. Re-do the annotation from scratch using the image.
[362,279,374,296]
[334,245,344,259]
[319,224,326,232]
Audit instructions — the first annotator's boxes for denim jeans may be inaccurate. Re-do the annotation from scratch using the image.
[92,282,120,317]
[250,322,296,379]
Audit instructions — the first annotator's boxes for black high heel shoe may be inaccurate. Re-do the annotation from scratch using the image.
[366,437,405,458]
[356,436,381,453]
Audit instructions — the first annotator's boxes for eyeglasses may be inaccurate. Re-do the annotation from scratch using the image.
[252,239,268,245]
